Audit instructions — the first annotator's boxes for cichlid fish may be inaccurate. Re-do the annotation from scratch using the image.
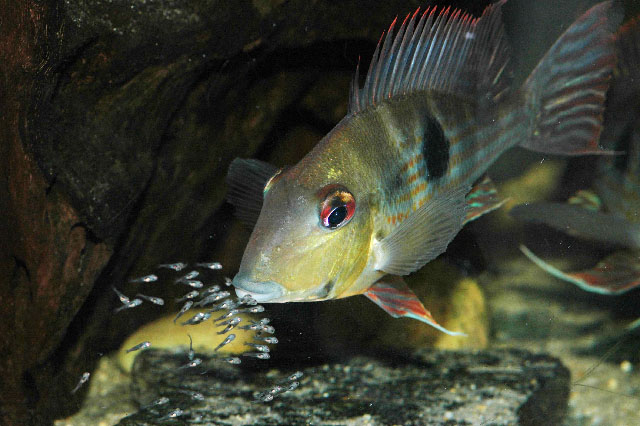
[227,1,623,334]
[511,17,640,295]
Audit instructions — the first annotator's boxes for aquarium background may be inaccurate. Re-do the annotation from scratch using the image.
[0,0,639,424]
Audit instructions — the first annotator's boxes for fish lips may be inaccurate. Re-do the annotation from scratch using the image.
[232,275,286,303]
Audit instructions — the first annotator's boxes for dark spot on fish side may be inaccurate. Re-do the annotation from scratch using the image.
[391,174,403,190]
[422,118,449,180]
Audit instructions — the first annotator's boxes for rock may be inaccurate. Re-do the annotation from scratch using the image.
[113,348,569,425]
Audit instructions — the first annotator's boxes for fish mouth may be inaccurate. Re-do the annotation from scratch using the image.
[231,275,285,303]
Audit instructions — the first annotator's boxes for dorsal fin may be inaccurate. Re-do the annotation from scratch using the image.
[348,1,510,114]
[226,158,279,227]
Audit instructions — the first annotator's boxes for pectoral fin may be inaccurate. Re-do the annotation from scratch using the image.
[374,185,468,276]
[520,245,640,295]
[226,158,280,227]
[464,175,507,225]
[364,276,465,336]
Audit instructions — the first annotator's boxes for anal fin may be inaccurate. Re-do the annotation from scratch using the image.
[464,175,507,225]
[364,276,466,336]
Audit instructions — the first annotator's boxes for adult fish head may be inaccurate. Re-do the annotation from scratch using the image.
[232,164,376,303]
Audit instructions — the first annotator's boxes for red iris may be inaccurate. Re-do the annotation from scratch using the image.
[320,189,355,229]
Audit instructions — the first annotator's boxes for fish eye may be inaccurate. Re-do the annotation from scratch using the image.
[319,188,355,229]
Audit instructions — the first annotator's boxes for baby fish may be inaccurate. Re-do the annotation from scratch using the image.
[181,312,211,326]
[150,396,170,406]
[136,293,164,305]
[175,290,199,303]
[126,341,151,353]
[238,294,258,305]
[269,385,285,395]
[217,323,239,335]
[179,270,200,281]
[287,371,303,381]
[256,392,274,402]
[222,357,241,364]
[158,262,187,271]
[224,276,233,286]
[71,372,90,394]
[214,334,235,351]
[206,299,236,312]
[260,325,275,334]
[160,408,184,420]
[213,309,239,321]
[128,274,158,283]
[216,317,242,334]
[237,305,265,314]
[243,352,270,360]
[178,358,202,369]
[187,334,195,361]
[227,1,623,335]
[196,262,223,270]
[154,396,170,405]
[287,381,300,391]
[180,279,203,289]
[112,286,130,304]
[245,343,270,352]
[196,291,230,307]
[203,284,221,294]
[173,301,194,323]
[114,298,142,313]
[254,335,278,344]
[238,323,262,331]
[217,317,241,326]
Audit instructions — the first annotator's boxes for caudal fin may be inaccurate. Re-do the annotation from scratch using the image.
[519,1,623,155]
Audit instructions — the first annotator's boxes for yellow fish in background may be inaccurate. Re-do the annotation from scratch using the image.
[226,1,622,335]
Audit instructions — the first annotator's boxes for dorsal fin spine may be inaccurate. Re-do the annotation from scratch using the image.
[417,9,449,91]
[387,12,413,99]
[373,18,398,105]
[361,34,382,106]
[403,8,432,94]
[433,9,463,90]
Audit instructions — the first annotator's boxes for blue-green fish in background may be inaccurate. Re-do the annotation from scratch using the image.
[227,1,623,334]
[512,17,640,295]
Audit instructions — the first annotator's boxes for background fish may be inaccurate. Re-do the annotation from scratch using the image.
[512,17,640,295]
[227,1,622,334]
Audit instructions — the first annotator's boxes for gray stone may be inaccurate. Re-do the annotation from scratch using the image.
[117,348,569,425]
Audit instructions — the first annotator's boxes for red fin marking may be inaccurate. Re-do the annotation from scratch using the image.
[521,246,640,296]
[364,278,465,336]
